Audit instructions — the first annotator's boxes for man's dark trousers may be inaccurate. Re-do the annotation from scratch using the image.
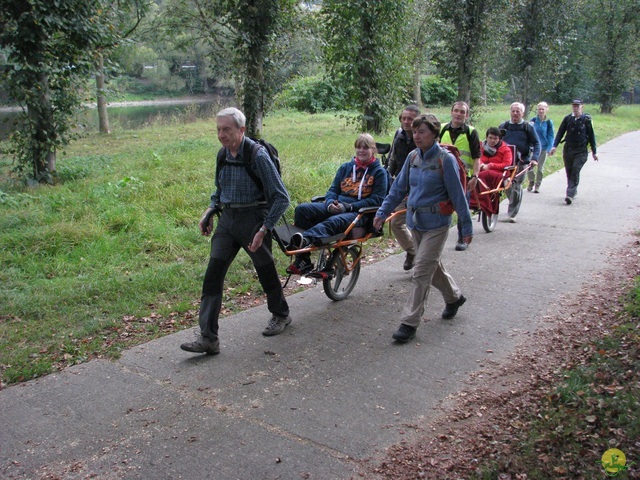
[563,146,589,199]
[199,206,289,341]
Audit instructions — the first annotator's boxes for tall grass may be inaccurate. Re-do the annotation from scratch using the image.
[1,105,639,385]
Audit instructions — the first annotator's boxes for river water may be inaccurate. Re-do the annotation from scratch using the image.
[0,97,229,141]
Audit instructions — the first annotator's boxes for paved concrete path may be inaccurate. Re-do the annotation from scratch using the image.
[2,132,639,479]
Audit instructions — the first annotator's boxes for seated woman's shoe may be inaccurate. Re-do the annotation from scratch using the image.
[286,254,313,275]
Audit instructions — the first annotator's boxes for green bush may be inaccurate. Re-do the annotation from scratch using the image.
[472,78,510,105]
[276,75,348,113]
[420,75,458,107]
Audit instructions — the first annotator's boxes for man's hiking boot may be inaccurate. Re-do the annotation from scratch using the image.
[392,323,417,343]
[180,334,220,355]
[262,315,292,336]
[442,295,466,319]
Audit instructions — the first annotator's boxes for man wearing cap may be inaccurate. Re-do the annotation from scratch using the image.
[550,99,598,204]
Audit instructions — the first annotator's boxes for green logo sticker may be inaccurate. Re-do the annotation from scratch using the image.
[600,448,633,477]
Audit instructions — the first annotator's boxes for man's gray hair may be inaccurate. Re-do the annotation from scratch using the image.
[217,107,246,128]
[510,102,525,113]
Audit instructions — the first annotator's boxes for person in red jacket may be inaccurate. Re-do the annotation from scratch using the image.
[476,127,513,215]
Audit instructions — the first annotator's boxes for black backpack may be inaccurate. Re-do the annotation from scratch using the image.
[216,138,281,193]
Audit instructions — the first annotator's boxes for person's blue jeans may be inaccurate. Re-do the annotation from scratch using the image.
[294,202,358,243]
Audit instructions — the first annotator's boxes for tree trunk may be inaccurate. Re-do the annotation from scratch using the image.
[522,65,531,116]
[243,55,264,138]
[412,50,424,109]
[27,71,56,180]
[413,66,423,109]
[457,55,472,105]
[481,62,487,106]
[600,99,614,113]
[203,76,209,94]
[96,53,110,134]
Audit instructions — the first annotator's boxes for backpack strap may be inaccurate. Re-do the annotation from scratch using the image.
[244,139,264,192]
[404,149,420,193]
[215,139,265,195]
[215,147,226,191]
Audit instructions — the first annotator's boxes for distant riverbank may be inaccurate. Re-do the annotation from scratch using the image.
[0,95,230,140]
[0,95,229,113]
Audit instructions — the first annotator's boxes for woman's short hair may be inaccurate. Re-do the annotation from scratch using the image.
[537,101,549,109]
[411,114,441,138]
[216,107,246,128]
[486,127,501,138]
[354,133,377,151]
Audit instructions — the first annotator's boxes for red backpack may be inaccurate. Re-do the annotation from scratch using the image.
[437,143,468,214]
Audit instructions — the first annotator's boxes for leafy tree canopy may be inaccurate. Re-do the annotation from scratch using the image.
[0,0,143,182]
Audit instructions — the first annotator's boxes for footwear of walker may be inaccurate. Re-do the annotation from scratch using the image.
[442,295,467,319]
[527,184,533,192]
[403,252,415,270]
[286,255,313,275]
[392,323,417,343]
[455,241,468,251]
[565,196,573,205]
[180,334,220,355]
[262,315,292,336]
[508,216,517,223]
[534,185,540,193]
